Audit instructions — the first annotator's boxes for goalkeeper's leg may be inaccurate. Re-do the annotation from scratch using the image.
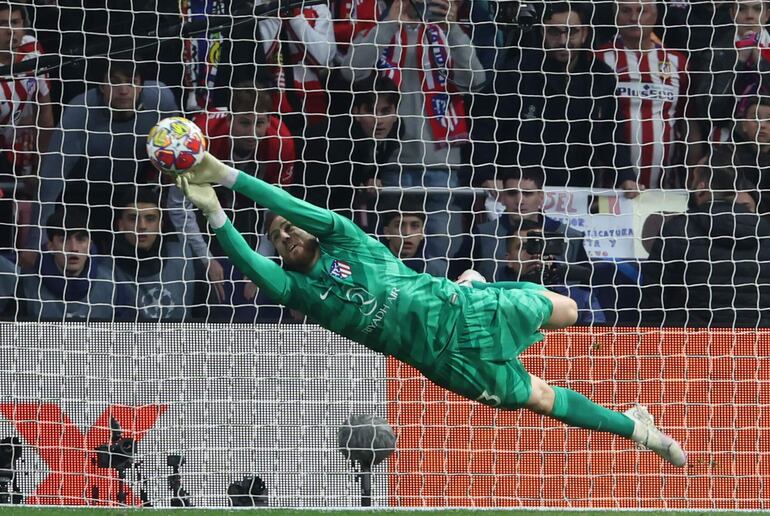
[524,374,687,467]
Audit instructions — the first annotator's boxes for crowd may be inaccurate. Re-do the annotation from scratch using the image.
[1,0,770,327]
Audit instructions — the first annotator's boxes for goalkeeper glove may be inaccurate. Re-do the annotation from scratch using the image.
[177,177,222,215]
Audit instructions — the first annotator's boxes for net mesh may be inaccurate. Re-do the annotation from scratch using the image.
[0,0,767,508]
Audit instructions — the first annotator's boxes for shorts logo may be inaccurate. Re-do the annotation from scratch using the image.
[329,260,352,279]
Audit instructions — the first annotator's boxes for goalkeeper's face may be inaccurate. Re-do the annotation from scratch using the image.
[269,216,320,272]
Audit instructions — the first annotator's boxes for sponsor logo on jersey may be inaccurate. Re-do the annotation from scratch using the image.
[329,260,352,279]
[615,82,677,102]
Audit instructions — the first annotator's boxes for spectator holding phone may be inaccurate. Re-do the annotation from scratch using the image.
[500,220,605,325]
[472,169,588,282]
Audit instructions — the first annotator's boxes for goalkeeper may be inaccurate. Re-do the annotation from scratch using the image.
[177,153,686,468]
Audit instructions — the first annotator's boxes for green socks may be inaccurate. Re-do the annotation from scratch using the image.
[551,386,635,438]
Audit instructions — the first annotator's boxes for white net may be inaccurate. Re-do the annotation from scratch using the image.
[0,0,768,509]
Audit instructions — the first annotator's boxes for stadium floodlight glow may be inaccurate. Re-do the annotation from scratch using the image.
[337,414,396,507]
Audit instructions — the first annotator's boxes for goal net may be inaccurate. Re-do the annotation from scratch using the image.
[0,0,767,509]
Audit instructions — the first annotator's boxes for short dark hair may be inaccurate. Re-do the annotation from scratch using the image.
[101,59,143,83]
[501,168,545,190]
[380,196,426,227]
[231,80,274,114]
[696,148,738,199]
[353,76,400,111]
[116,186,161,213]
[544,1,589,25]
[46,206,90,242]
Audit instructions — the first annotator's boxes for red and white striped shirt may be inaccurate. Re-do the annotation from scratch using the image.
[0,35,49,143]
[597,36,688,188]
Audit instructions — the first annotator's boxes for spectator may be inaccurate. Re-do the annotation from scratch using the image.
[0,1,54,249]
[31,60,176,256]
[658,0,733,53]
[499,220,606,325]
[29,58,226,294]
[381,198,448,277]
[597,0,701,188]
[341,0,487,258]
[111,187,202,322]
[725,95,770,214]
[192,81,296,254]
[257,2,336,132]
[473,169,589,282]
[20,206,123,321]
[471,2,638,193]
[301,76,399,225]
[642,149,770,327]
[695,0,770,138]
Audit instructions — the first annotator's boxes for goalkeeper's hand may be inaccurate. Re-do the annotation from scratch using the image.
[456,269,487,287]
[177,176,222,215]
[184,152,230,185]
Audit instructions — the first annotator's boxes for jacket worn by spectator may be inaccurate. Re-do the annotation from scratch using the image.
[21,255,123,321]
[472,49,633,187]
[643,200,770,327]
[112,235,200,322]
[695,27,770,131]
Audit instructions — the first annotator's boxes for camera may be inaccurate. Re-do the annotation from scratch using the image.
[489,1,546,29]
[521,230,592,285]
[525,230,566,257]
[94,437,136,472]
[228,476,268,507]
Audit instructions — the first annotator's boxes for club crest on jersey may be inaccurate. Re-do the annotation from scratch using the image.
[329,260,352,279]
[659,60,673,81]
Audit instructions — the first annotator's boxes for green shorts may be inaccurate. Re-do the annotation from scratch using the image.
[429,286,553,410]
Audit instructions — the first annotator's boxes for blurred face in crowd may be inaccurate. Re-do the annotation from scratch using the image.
[49,231,91,277]
[543,10,588,66]
[0,7,24,58]
[117,202,161,251]
[732,1,769,38]
[616,0,657,48]
[384,214,425,259]
[505,231,538,278]
[269,216,320,273]
[736,190,758,212]
[353,96,398,140]
[100,69,142,118]
[231,112,270,157]
[739,102,770,150]
[501,178,544,221]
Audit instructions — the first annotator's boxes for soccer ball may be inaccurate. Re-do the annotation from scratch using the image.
[146,117,207,175]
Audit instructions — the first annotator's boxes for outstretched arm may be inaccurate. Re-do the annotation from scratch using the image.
[189,153,359,241]
[178,178,292,303]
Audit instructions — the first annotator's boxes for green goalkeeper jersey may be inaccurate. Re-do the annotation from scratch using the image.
[215,172,551,380]
[214,171,467,374]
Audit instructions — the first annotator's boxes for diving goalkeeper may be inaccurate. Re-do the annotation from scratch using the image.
[177,153,686,468]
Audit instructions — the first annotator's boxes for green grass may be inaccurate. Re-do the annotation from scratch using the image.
[0,510,768,516]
